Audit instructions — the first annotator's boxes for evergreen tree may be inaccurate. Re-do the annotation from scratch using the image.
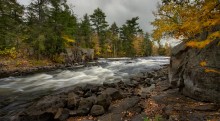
[0,0,24,50]
[90,8,109,55]
[120,17,142,56]
[109,22,119,57]
[144,32,152,56]
[79,14,92,48]
[90,8,108,35]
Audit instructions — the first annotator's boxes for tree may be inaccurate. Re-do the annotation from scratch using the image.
[26,0,77,59]
[120,17,142,56]
[109,22,119,57]
[132,33,144,56]
[0,0,24,50]
[90,8,109,55]
[152,0,220,49]
[90,8,108,35]
[78,14,92,48]
[144,32,153,56]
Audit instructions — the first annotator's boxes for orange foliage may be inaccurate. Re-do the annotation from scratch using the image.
[152,0,220,47]
[205,69,220,74]
[200,61,207,67]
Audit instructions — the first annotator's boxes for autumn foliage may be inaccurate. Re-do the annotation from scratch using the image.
[152,0,220,48]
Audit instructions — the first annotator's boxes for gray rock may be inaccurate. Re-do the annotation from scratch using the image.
[67,92,80,109]
[103,88,122,101]
[96,94,111,111]
[169,39,220,103]
[90,105,105,116]
[77,98,94,116]
[54,108,69,121]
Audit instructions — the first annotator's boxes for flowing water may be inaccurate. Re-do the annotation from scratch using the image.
[0,56,169,117]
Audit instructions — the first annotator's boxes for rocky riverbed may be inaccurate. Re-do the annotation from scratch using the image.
[1,66,219,121]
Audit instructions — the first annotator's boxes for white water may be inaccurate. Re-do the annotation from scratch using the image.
[0,57,169,95]
[0,57,169,116]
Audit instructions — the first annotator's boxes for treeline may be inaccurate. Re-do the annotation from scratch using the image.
[0,0,170,62]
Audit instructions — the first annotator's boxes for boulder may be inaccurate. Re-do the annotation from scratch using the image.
[54,108,69,121]
[67,92,80,109]
[77,98,94,116]
[103,88,123,101]
[90,105,105,116]
[169,39,220,103]
[96,94,111,111]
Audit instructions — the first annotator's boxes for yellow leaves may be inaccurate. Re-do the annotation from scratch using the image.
[62,35,75,43]
[186,39,212,49]
[199,60,220,74]
[91,33,101,56]
[0,47,17,59]
[186,31,220,49]
[200,61,207,67]
[132,35,144,56]
[152,0,220,47]
[205,69,220,74]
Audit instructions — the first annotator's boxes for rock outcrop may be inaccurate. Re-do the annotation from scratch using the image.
[169,38,220,103]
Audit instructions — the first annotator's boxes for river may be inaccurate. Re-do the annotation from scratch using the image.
[0,56,169,118]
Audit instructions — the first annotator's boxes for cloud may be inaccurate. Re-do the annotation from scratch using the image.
[17,0,160,33]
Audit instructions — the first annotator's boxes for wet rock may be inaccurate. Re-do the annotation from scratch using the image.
[73,86,84,96]
[77,98,94,116]
[67,92,80,109]
[19,112,54,121]
[84,91,93,98]
[90,105,105,116]
[96,94,111,111]
[147,72,154,78]
[82,84,99,93]
[54,108,69,121]
[23,95,67,115]
[103,82,116,88]
[103,88,122,101]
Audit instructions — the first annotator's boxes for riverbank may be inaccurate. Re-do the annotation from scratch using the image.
[0,59,98,79]
[2,66,219,121]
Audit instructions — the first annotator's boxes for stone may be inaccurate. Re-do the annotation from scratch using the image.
[169,39,220,103]
[103,88,122,101]
[67,92,80,109]
[82,84,99,93]
[84,91,93,98]
[103,82,116,88]
[54,108,69,121]
[77,98,94,116]
[96,94,111,111]
[19,113,54,121]
[90,105,105,116]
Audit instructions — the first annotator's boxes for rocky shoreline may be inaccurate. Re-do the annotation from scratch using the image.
[0,62,98,79]
[1,66,219,121]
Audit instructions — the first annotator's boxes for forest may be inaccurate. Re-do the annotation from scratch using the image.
[0,0,171,67]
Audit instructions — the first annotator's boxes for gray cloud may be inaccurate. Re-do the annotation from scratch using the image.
[18,0,160,33]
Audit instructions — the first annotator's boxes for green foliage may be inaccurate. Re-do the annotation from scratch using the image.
[120,17,143,56]
[0,47,17,58]
[0,0,24,49]
[0,0,156,61]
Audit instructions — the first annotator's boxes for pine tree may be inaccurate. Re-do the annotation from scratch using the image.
[120,17,142,56]
[79,14,92,48]
[0,0,24,50]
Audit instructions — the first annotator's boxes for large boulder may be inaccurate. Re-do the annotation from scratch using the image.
[169,38,220,103]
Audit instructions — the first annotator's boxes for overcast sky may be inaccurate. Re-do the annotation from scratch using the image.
[17,0,160,33]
